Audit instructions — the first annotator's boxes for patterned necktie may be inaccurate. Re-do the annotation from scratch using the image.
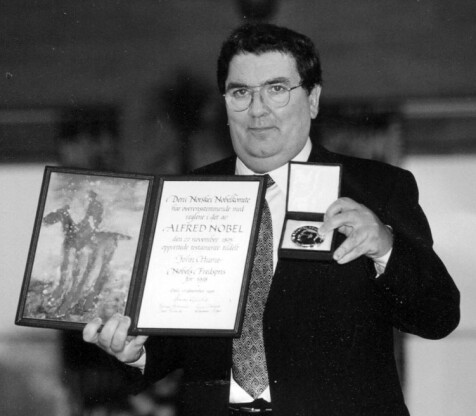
[232,174,274,398]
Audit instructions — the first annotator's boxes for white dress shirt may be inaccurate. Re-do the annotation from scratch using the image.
[230,138,313,403]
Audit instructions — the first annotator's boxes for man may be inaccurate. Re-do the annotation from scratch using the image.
[83,190,103,231]
[83,23,460,416]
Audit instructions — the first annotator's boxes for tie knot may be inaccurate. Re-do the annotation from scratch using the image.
[263,174,275,189]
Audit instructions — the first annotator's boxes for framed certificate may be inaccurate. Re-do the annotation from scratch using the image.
[15,167,266,336]
[129,176,265,336]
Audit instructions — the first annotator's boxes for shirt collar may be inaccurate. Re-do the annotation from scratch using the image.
[235,138,312,191]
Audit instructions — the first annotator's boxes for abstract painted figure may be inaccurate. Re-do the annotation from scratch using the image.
[42,194,130,317]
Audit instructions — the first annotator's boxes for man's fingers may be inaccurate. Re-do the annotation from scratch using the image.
[98,313,123,350]
[325,197,360,218]
[110,315,132,353]
[320,197,393,264]
[123,334,149,361]
[334,237,367,264]
[320,198,362,236]
[128,335,149,349]
[82,314,148,363]
[320,209,357,236]
[333,228,364,261]
[83,317,103,343]
[335,247,365,264]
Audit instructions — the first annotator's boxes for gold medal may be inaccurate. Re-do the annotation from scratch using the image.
[291,225,325,247]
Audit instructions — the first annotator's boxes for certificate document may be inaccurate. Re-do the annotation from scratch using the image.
[134,177,265,336]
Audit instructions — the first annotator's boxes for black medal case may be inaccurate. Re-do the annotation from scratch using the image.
[278,161,342,261]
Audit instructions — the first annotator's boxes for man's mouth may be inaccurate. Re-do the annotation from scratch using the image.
[248,126,276,132]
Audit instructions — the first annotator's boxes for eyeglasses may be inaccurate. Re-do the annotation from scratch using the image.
[224,82,303,112]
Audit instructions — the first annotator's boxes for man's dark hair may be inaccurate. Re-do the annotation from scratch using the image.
[217,23,322,95]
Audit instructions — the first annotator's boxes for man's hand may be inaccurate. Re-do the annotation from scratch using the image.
[83,313,148,364]
[319,197,393,264]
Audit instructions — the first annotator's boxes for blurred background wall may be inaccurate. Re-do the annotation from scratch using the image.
[1,1,476,415]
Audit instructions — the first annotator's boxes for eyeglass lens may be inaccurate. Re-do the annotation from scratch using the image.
[226,84,297,111]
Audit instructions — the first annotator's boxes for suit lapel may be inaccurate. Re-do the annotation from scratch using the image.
[307,142,339,164]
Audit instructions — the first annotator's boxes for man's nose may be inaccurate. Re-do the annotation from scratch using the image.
[248,89,270,116]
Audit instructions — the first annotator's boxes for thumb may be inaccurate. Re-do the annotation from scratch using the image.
[319,216,332,235]
[120,335,149,363]
[127,335,149,350]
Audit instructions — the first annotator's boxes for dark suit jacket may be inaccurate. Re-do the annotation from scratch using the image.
[124,143,460,416]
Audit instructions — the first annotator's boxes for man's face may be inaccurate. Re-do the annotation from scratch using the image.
[225,52,320,173]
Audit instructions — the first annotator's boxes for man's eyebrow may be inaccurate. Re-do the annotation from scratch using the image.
[225,77,291,91]
[265,77,291,85]
[225,82,248,91]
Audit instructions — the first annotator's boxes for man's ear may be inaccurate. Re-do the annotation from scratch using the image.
[309,85,321,119]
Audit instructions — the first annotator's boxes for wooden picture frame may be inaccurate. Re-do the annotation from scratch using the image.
[15,166,154,332]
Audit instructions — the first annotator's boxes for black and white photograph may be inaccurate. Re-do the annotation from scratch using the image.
[1,2,475,416]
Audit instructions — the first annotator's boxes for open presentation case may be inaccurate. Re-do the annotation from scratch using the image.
[279,161,342,261]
